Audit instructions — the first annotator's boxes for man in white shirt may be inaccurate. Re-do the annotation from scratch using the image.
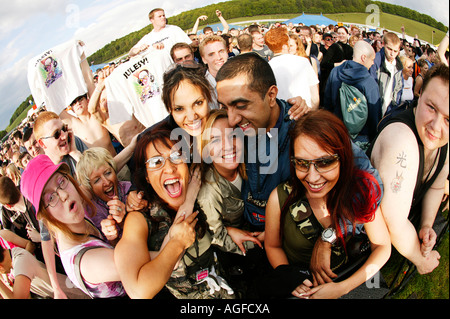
[264,28,319,109]
[199,35,230,109]
[129,8,191,57]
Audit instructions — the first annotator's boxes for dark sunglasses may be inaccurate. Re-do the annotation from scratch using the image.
[291,154,339,173]
[40,124,69,140]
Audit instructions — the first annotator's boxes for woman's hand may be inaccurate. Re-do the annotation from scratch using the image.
[226,226,263,255]
[101,215,119,241]
[169,211,199,249]
[126,190,148,212]
[107,196,126,224]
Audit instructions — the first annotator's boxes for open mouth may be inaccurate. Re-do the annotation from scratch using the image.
[69,200,76,212]
[164,178,182,198]
[306,181,326,192]
[104,186,115,199]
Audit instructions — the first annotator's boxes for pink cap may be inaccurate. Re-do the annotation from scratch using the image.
[20,154,69,212]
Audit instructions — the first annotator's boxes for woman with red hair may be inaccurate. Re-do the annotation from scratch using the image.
[264,109,391,299]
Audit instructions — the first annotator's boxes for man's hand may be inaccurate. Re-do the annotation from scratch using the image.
[287,96,310,121]
[419,226,437,257]
[309,239,337,285]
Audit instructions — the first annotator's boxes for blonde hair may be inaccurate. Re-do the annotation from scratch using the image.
[200,109,247,182]
[288,34,307,57]
[76,147,117,194]
[199,35,227,58]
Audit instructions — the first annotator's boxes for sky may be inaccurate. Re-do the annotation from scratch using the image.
[0,0,448,131]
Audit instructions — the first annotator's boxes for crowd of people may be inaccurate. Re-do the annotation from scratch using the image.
[0,7,448,300]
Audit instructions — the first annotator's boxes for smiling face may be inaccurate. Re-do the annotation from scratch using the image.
[201,40,228,77]
[337,27,348,43]
[43,172,85,225]
[170,79,210,137]
[293,134,340,201]
[145,139,189,210]
[89,164,118,202]
[415,77,449,152]
[205,117,244,176]
[216,73,278,136]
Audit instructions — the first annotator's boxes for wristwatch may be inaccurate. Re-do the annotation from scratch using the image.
[321,227,337,245]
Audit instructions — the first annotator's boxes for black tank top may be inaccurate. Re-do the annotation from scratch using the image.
[367,107,447,210]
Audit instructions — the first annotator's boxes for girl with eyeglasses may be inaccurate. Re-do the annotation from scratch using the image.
[263,110,391,299]
[20,155,127,298]
[115,123,234,299]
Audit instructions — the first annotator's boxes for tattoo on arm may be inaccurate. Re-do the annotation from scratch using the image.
[391,171,404,193]
[396,151,407,168]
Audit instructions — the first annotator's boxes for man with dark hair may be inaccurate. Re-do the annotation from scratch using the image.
[22,127,44,158]
[216,53,295,231]
[170,42,195,64]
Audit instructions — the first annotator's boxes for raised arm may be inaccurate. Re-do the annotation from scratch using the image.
[216,10,229,34]
[191,15,208,35]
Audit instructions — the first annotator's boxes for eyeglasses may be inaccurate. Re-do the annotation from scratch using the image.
[146,151,187,171]
[40,124,69,140]
[44,174,69,208]
[291,154,340,173]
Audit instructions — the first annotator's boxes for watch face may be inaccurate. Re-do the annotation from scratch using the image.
[323,228,333,238]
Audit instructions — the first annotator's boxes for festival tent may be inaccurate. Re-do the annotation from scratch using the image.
[283,13,337,26]
[90,63,108,73]
[196,23,243,34]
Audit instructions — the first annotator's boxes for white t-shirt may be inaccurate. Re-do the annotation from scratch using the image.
[382,58,397,115]
[269,54,319,107]
[11,247,88,299]
[105,49,172,127]
[27,39,87,114]
[401,76,414,102]
[135,24,191,54]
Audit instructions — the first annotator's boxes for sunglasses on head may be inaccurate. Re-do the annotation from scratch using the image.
[40,124,69,140]
[291,154,340,173]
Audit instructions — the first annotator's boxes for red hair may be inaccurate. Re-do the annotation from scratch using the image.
[284,110,381,247]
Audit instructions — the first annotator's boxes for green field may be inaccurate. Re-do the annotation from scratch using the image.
[224,12,446,45]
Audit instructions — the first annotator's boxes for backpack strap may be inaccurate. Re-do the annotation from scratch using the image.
[73,246,103,298]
